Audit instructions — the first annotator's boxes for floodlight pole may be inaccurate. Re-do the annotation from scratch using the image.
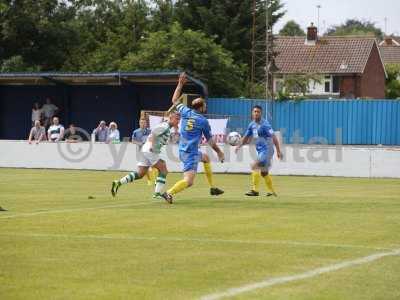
[384,17,387,35]
[251,0,256,97]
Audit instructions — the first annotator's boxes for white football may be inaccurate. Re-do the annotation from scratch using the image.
[227,131,241,146]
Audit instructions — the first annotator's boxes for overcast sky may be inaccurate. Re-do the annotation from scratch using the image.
[274,0,400,36]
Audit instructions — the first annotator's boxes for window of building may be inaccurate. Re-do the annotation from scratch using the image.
[275,80,284,92]
[324,79,331,93]
[332,76,340,93]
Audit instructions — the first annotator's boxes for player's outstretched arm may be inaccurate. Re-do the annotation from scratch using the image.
[235,135,251,153]
[171,72,187,105]
[209,139,225,162]
[147,133,155,152]
[147,123,166,152]
[203,120,224,162]
[272,134,283,160]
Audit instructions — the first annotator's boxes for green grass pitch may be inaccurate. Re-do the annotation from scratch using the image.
[1,168,400,300]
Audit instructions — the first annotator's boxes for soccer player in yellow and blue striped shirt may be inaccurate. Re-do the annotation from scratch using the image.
[164,73,225,203]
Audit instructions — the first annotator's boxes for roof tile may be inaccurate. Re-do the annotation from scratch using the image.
[274,36,376,74]
[379,46,400,64]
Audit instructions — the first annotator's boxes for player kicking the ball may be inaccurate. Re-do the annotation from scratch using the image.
[164,73,225,203]
[235,105,282,196]
[111,111,180,203]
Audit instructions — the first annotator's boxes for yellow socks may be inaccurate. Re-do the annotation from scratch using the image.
[203,162,214,188]
[167,179,189,195]
[146,167,159,186]
[251,171,276,194]
[251,170,261,192]
[264,174,276,194]
[146,172,152,185]
[167,162,213,196]
[152,168,159,182]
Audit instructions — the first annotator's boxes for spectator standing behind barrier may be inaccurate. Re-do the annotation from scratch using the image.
[47,117,64,142]
[42,97,59,127]
[31,102,43,126]
[64,124,87,143]
[132,118,151,145]
[92,120,108,142]
[28,120,46,144]
[107,122,120,143]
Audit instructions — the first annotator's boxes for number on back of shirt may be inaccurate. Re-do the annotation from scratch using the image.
[185,118,195,131]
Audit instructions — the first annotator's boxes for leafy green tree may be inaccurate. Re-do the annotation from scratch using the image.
[0,55,40,72]
[0,0,79,70]
[326,19,383,39]
[63,0,150,71]
[120,23,245,96]
[276,74,322,100]
[0,0,286,97]
[174,0,285,65]
[385,64,400,99]
[150,0,175,32]
[0,0,151,72]
[279,20,305,36]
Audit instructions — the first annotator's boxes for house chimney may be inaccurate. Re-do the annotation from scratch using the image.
[384,37,393,46]
[306,22,318,45]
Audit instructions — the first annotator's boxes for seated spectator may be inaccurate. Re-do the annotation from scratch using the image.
[42,97,59,127]
[107,121,120,143]
[28,120,46,144]
[31,102,43,127]
[92,120,108,142]
[47,117,65,142]
[64,124,87,143]
[131,118,151,145]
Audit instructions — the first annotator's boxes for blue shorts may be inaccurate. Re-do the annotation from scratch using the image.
[257,150,274,170]
[180,150,203,172]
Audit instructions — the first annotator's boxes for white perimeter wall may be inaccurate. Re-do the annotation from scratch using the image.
[0,140,399,178]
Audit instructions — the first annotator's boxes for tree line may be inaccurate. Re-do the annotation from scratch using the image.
[1,1,396,97]
[0,0,285,97]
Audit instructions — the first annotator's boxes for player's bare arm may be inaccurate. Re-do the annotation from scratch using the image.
[235,135,251,153]
[209,139,225,162]
[272,134,282,160]
[147,133,155,152]
[171,72,188,105]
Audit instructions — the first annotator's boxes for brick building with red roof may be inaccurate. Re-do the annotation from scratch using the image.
[379,36,400,65]
[273,24,387,99]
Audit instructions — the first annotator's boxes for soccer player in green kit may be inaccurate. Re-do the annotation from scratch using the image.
[111,111,180,203]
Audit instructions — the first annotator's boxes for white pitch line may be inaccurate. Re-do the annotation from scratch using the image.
[0,202,149,219]
[200,248,400,300]
[0,232,392,251]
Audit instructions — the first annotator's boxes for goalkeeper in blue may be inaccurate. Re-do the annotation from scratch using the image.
[235,105,282,196]
[111,111,180,203]
[164,73,225,203]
